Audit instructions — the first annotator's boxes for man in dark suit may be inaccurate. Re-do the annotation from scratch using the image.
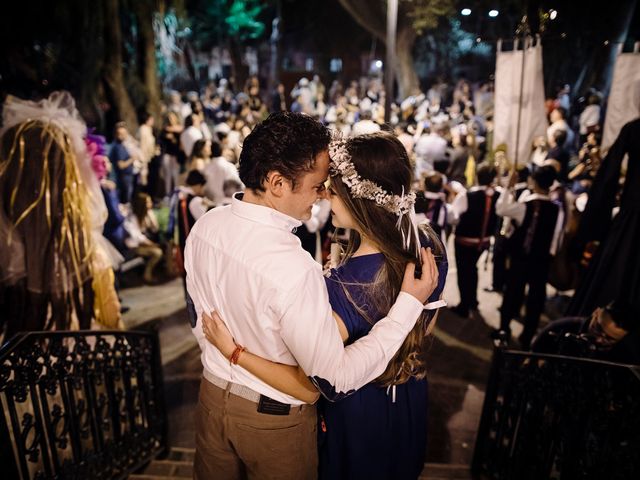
[495,166,564,349]
[450,163,499,318]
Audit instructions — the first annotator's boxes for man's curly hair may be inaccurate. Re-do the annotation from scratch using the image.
[239,112,331,192]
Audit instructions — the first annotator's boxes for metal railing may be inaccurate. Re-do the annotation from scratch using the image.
[472,347,640,480]
[0,330,167,479]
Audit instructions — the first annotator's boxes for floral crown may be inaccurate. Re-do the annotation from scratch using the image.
[328,138,416,216]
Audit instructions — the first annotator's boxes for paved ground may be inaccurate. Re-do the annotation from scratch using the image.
[120,238,569,465]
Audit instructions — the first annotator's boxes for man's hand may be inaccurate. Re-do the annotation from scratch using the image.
[400,247,439,304]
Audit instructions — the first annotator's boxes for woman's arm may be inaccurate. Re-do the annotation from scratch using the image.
[202,311,320,404]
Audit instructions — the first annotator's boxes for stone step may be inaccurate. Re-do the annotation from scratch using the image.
[130,447,195,479]
[131,447,470,479]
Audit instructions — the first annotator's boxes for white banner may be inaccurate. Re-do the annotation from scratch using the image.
[493,40,547,168]
[602,52,640,152]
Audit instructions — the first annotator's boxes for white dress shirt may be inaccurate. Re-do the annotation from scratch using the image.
[495,188,564,255]
[180,126,203,157]
[184,195,423,405]
[351,119,381,137]
[451,185,494,219]
[579,105,600,135]
[202,157,244,205]
[415,191,459,228]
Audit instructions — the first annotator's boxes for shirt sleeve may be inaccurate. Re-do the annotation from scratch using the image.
[550,205,565,256]
[495,188,526,225]
[446,203,459,225]
[451,190,468,217]
[278,268,423,394]
[188,196,208,220]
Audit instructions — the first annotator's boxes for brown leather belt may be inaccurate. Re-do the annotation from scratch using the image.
[455,235,491,248]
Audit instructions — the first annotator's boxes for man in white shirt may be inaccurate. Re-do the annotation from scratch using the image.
[414,125,448,178]
[494,166,564,349]
[202,142,244,205]
[180,113,204,158]
[351,109,381,137]
[136,112,156,186]
[546,107,574,150]
[185,112,436,479]
[578,94,601,138]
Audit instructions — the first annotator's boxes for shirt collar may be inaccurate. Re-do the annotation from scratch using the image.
[424,191,445,200]
[231,192,302,232]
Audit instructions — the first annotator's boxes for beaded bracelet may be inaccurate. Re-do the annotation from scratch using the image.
[230,345,246,365]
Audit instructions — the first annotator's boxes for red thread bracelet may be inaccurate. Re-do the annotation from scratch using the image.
[230,345,245,365]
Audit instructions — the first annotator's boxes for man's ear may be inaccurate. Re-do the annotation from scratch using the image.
[264,171,287,197]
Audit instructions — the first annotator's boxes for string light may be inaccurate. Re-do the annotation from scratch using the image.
[549,9,558,20]
[488,9,499,18]
[461,8,471,16]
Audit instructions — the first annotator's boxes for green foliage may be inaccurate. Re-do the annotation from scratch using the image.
[225,0,265,40]
[403,0,455,33]
[187,0,266,49]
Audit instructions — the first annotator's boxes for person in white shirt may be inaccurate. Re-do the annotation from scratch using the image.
[179,113,204,158]
[124,193,163,284]
[136,112,156,186]
[578,94,601,140]
[202,131,449,479]
[414,125,449,178]
[202,141,244,205]
[493,166,564,349]
[546,107,574,150]
[351,109,381,137]
[414,172,458,242]
[184,113,437,479]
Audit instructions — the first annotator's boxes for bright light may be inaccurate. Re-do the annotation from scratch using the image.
[461,8,471,16]
[549,9,558,20]
[375,60,383,69]
[488,9,499,18]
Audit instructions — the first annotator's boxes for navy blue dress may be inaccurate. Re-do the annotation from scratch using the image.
[318,253,428,480]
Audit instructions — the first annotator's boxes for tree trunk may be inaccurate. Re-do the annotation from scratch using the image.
[338,0,421,101]
[77,1,106,130]
[103,0,138,132]
[134,0,162,122]
[395,25,420,99]
[229,36,249,92]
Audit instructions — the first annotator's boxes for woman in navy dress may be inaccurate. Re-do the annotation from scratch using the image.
[202,131,448,479]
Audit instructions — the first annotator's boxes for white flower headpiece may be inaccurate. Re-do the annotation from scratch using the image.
[329,138,416,216]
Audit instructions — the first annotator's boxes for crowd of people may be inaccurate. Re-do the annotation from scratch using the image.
[1,67,637,480]
[0,69,624,349]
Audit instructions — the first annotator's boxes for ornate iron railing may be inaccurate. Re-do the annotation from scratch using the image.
[0,330,167,479]
[472,347,640,480]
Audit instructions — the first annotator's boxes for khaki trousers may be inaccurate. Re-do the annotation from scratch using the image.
[194,377,318,480]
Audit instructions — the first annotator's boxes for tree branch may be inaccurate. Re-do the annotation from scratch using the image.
[337,0,387,42]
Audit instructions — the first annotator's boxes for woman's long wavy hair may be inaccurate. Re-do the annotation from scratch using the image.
[331,131,445,386]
